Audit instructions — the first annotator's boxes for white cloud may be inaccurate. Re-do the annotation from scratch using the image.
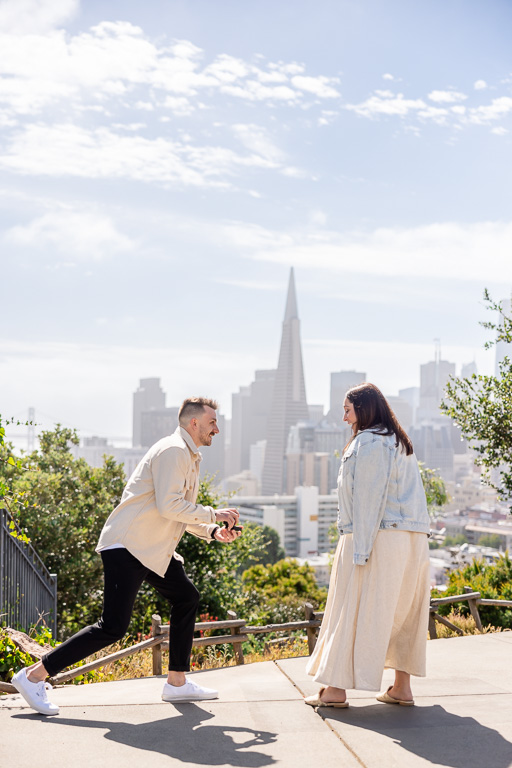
[221,219,512,283]
[382,73,395,81]
[308,210,327,226]
[214,278,283,292]
[231,124,284,164]
[5,209,135,259]
[0,123,289,186]
[474,79,488,90]
[428,90,467,103]
[290,75,340,99]
[0,0,78,34]
[491,126,508,136]
[345,93,426,118]
[0,22,342,118]
[417,106,448,124]
[203,54,250,83]
[469,96,512,124]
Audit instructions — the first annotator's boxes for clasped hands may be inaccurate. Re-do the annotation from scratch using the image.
[214,508,242,542]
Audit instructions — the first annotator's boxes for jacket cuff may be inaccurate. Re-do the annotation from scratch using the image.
[353,553,370,565]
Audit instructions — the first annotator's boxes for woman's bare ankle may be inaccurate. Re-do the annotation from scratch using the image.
[322,685,347,703]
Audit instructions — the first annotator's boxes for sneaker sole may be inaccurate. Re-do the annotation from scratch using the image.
[11,679,60,716]
[161,694,219,702]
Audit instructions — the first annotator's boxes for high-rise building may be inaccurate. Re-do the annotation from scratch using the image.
[327,370,366,424]
[234,487,339,557]
[398,386,420,427]
[386,395,413,432]
[229,369,275,475]
[261,268,309,494]
[132,378,165,447]
[461,361,478,379]
[199,413,226,481]
[140,407,179,448]
[410,422,454,482]
[285,452,329,495]
[417,353,455,423]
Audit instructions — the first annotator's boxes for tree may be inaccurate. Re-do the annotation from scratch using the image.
[236,525,285,572]
[443,533,468,547]
[478,534,504,550]
[1,425,126,637]
[431,552,512,630]
[241,559,327,625]
[441,291,512,509]
[0,415,34,543]
[419,462,448,512]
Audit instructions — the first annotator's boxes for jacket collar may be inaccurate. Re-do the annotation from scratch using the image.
[176,426,202,460]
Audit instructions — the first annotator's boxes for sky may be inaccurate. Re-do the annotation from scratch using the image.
[1,0,511,445]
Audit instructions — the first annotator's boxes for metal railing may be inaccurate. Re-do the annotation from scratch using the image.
[0,508,57,638]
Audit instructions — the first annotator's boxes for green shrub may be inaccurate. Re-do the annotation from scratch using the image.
[431,552,512,629]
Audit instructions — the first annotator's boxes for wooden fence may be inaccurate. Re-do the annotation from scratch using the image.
[428,586,512,639]
[1,591,511,694]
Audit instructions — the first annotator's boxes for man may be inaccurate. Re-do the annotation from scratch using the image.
[12,397,241,715]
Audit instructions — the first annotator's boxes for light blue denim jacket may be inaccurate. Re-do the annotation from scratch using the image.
[337,429,430,566]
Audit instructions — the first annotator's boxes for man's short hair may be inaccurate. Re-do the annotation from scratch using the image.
[178,397,219,425]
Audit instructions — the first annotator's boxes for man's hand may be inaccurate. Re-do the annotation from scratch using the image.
[215,507,240,529]
[214,525,242,543]
[214,507,241,543]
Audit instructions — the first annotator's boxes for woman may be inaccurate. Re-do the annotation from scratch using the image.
[305,382,431,708]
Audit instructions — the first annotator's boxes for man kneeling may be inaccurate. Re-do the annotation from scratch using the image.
[13,397,241,715]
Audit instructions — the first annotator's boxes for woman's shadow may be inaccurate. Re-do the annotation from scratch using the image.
[325,703,512,768]
[14,704,277,767]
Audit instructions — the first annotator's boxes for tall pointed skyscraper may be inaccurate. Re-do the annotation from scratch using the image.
[262,268,309,494]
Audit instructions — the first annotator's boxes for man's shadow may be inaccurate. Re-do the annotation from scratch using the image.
[324,703,512,768]
[14,704,277,767]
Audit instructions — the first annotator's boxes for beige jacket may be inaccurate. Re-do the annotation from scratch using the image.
[96,427,218,577]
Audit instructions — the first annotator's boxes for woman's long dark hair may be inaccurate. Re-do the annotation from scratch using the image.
[345,382,413,455]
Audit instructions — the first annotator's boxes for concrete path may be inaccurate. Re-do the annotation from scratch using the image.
[1,633,512,767]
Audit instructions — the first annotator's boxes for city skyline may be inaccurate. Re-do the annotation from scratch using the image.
[1,0,511,440]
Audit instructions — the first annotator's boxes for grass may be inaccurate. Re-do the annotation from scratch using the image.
[4,617,506,692]
[428,610,510,639]
[63,635,310,684]
[83,618,512,684]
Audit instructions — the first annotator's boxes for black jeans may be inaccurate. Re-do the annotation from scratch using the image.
[42,548,199,677]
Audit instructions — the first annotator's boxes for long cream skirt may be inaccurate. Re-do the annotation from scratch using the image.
[306,530,430,691]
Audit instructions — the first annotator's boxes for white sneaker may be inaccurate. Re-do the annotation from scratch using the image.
[162,678,219,703]
[11,668,60,716]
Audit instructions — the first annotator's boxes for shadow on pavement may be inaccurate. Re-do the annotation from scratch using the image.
[13,704,277,767]
[324,703,512,768]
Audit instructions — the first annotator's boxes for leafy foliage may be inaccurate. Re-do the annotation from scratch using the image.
[0,625,56,683]
[418,462,448,512]
[478,534,504,550]
[0,415,34,541]
[241,559,327,625]
[175,480,282,620]
[1,425,126,638]
[441,290,512,507]
[431,552,512,629]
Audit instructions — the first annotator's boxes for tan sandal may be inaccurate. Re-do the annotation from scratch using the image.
[305,687,349,708]
[376,685,414,706]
